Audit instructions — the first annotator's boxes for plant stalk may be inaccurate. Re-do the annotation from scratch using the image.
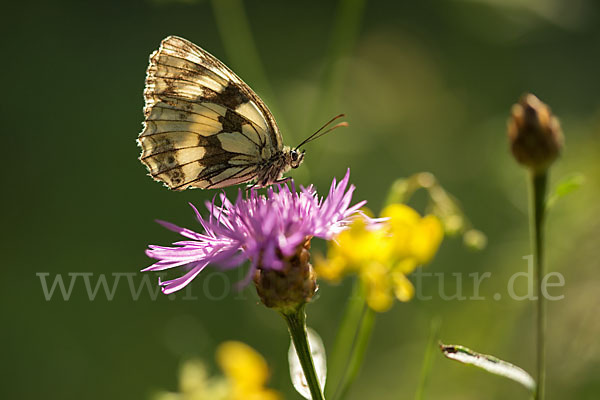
[414,316,442,400]
[334,304,376,400]
[282,305,325,400]
[326,279,366,398]
[529,171,548,400]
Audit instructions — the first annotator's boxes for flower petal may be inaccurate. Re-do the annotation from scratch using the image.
[143,170,365,295]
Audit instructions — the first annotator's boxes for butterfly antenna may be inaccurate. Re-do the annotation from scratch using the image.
[295,114,348,149]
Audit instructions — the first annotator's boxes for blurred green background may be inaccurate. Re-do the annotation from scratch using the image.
[3,0,600,398]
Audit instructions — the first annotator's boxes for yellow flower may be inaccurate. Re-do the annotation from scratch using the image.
[382,204,443,265]
[359,261,394,312]
[316,204,443,312]
[216,341,281,400]
[154,341,281,400]
[315,218,391,281]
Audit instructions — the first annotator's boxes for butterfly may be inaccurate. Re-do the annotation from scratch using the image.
[138,36,346,191]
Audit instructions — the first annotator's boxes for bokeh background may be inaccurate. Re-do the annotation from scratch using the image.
[3,0,600,399]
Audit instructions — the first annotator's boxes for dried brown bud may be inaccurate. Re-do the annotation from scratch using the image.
[253,239,317,313]
[508,94,564,173]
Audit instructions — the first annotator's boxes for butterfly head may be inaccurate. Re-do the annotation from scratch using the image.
[289,148,305,169]
[282,114,347,173]
[281,147,304,171]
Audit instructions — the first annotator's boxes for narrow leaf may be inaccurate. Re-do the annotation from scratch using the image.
[289,327,327,399]
[414,317,442,400]
[440,343,536,392]
[547,173,585,208]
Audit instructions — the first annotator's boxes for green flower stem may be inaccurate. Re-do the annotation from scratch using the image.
[529,171,548,400]
[282,305,325,400]
[414,317,442,400]
[334,304,376,400]
[325,279,366,398]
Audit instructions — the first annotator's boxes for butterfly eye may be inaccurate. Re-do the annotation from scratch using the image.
[291,151,298,161]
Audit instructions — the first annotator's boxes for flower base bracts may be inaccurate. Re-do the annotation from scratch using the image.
[254,239,317,313]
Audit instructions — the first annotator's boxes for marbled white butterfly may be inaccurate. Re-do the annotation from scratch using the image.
[138,36,345,190]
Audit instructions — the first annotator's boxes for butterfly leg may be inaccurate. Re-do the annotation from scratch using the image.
[245,182,260,196]
[274,177,291,185]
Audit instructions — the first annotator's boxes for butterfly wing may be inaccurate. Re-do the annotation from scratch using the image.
[138,36,283,190]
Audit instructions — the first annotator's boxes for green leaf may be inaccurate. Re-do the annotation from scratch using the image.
[439,343,536,392]
[547,173,585,208]
[289,327,327,399]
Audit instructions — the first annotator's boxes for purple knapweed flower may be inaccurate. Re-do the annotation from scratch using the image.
[143,169,368,294]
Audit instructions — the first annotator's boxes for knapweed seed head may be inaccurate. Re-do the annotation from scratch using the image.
[508,93,564,174]
[144,169,369,310]
[253,238,317,313]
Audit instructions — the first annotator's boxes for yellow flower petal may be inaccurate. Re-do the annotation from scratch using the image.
[216,341,269,390]
[317,218,393,283]
[335,219,382,263]
[381,203,421,224]
[395,258,418,275]
[233,389,281,400]
[314,254,347,282]
[366,289,394,312]
[179,360,208,394]
[360,262,394,312]
[382,204,421,258]
[392,271,415,302]
[411,215,443,264]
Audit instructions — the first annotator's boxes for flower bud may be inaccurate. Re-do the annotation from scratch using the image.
[463,229,487,251]
[507,94,564,173]
[254,239,317,313]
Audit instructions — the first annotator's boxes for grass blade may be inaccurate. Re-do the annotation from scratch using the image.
[414,317,442,400]
[440,343,536,392]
